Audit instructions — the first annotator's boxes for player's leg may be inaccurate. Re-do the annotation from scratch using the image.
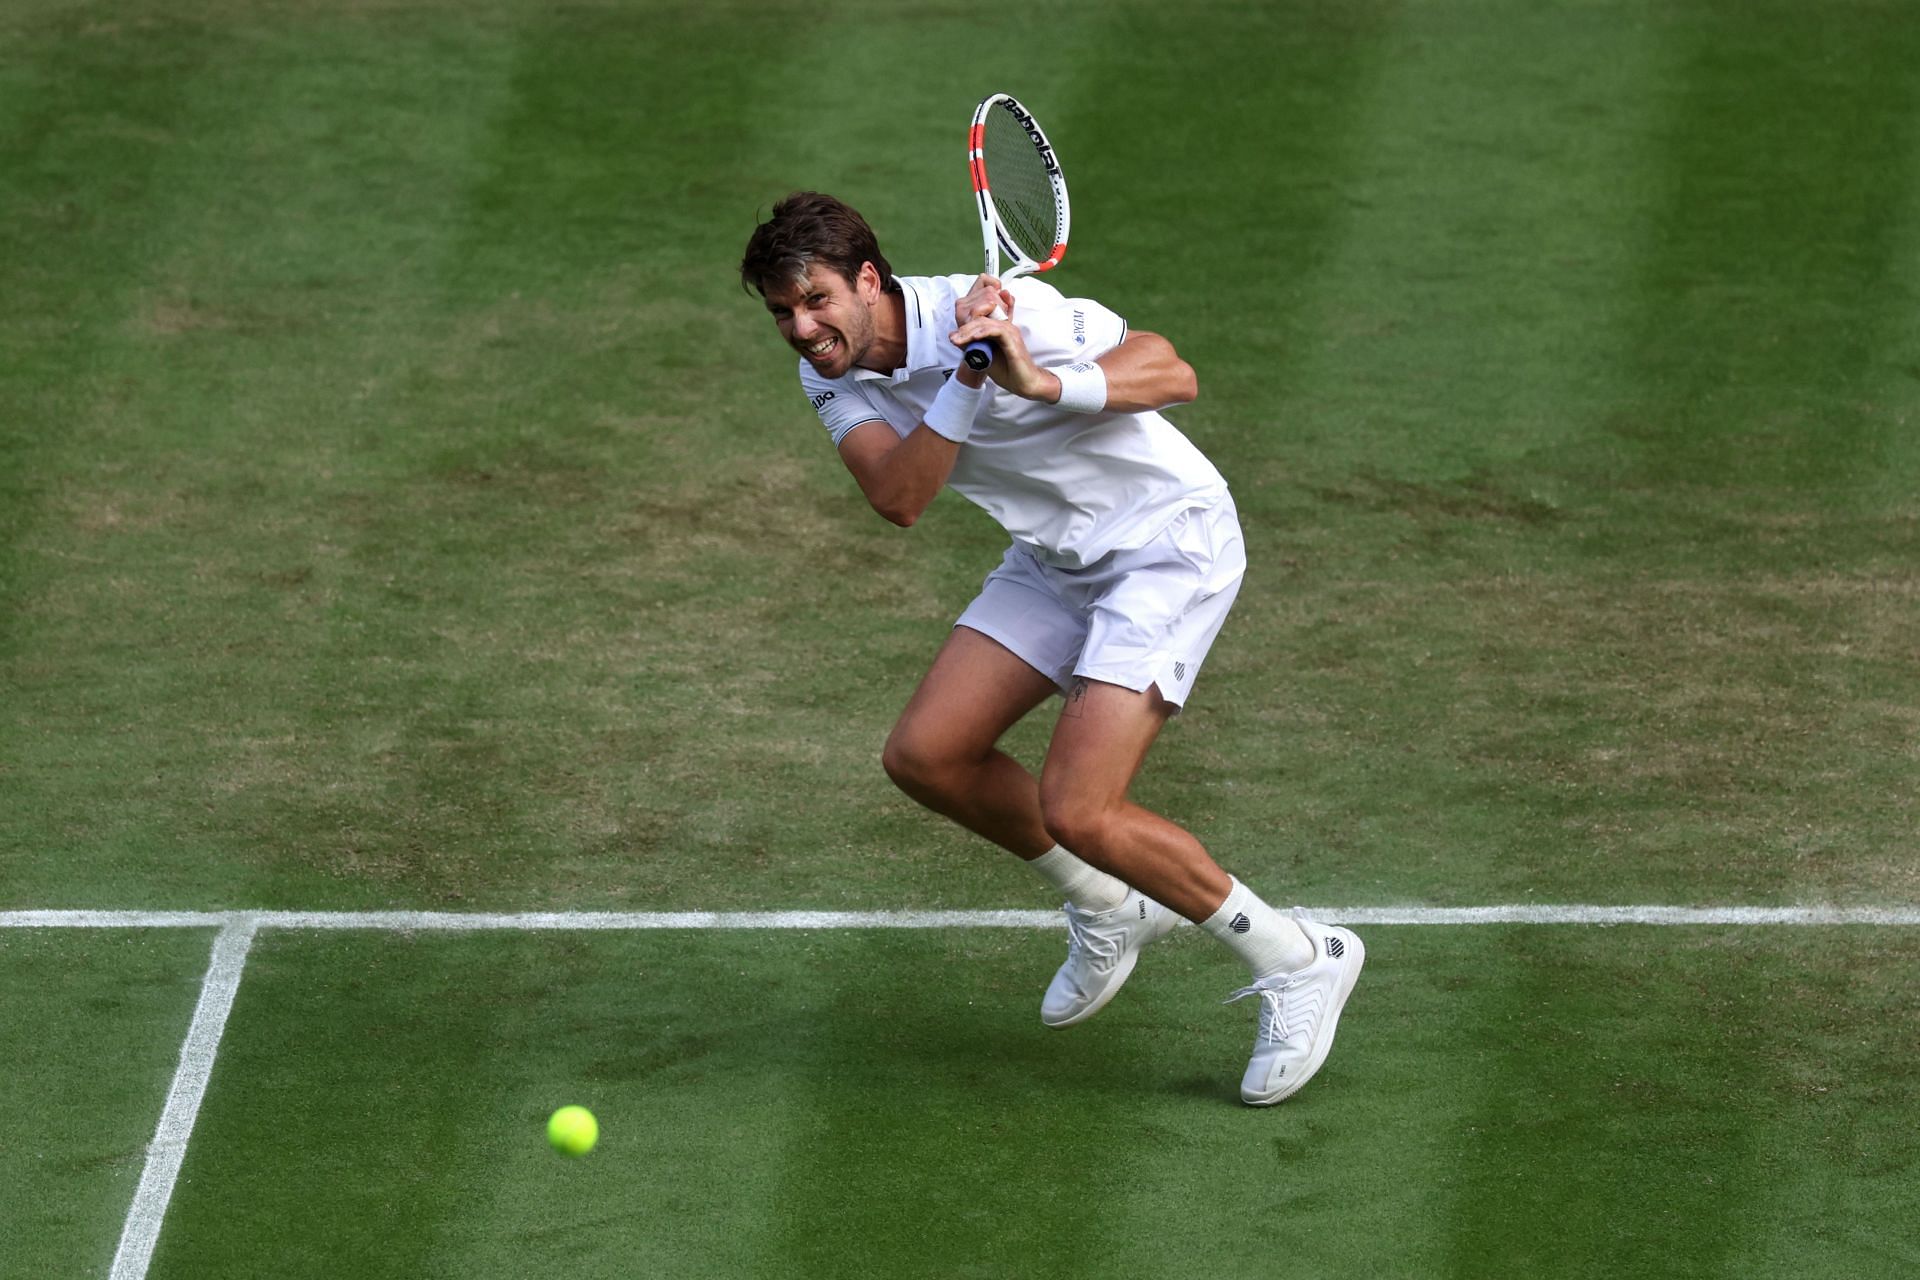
[880,623,1058,858]
[883,557,1167,1027]
[1033,503,1266,929]
[1039,678,1307,968]
[1036,677,1228,920]
[1040,497,1363,1102]
[884,621,1135,903]
[1040,676,1362,1103]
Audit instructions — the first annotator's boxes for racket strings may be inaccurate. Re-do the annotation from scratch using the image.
[981,106,1061,264]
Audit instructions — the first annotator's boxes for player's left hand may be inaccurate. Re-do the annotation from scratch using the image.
[950,305,1052,402]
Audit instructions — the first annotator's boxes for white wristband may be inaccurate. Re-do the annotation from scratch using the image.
[1051,361,1107,414]
[923,376,987,443]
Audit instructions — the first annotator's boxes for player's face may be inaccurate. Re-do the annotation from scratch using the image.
[763,262,880,379]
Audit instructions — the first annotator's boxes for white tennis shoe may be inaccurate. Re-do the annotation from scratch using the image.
[1041,889,1179,1027]
[1226,909,1365,1105]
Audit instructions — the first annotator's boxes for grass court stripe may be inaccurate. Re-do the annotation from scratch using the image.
[108,917,259,1280]
[4,905,1918,930]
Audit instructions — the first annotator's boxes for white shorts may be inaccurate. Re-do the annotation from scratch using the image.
[954,495,1245,708]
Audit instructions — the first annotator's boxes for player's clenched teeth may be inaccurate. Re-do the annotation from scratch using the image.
[800,336,838,360]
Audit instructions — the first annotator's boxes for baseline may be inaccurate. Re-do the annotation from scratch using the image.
[4,905,1919,931]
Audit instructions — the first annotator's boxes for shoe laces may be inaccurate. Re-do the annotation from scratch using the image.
[1063,904,1123,966]
[1225,975,1305,1046]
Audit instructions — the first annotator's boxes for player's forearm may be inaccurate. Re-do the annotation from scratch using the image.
[1077,332,1197,413]
[865,428,961,527]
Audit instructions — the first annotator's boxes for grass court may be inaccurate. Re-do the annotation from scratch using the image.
[3,0,1918,1275]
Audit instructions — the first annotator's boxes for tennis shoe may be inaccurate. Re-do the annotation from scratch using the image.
[1226,909,1364,1105]
[1041,889,1179,1027]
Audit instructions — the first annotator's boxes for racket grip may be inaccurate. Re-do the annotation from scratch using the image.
[961,298,1007,371]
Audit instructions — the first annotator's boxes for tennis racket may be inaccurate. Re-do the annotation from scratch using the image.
[963,93,1071,371]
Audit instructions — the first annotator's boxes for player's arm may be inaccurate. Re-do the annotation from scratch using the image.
[836,366,989,528]
[1079,330,1198,412]
[948,285,1196,412]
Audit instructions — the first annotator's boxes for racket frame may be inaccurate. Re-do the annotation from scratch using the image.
[963,93,1071,370]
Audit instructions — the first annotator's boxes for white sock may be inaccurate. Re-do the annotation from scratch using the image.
[1200,877,1313,977]
[1026,845,1129,912]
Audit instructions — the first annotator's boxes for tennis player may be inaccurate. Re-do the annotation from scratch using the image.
[740,192,1362,1105]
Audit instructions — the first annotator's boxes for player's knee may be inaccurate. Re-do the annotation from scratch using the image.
[881,728,948,801]
[1038,791,1115,858]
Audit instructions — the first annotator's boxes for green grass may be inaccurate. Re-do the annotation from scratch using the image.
[0,929,219,1277]
[2,0,1918,1274]
[4,0,1917,912]
[125,927,1920,1278]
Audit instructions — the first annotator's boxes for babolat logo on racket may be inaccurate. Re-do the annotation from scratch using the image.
[1008,103,1059,174]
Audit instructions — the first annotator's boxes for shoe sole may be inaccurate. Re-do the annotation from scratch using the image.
[1242,927,1365,1105]
[1041,907,1180,1029]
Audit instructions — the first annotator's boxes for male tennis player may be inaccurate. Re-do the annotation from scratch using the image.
[740,192,1362,1105]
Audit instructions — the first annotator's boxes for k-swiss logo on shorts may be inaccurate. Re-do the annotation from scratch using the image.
[1230,913,1252,935]
[1173,661,1188,682]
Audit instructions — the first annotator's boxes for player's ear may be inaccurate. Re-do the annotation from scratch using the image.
[856,260,884,302]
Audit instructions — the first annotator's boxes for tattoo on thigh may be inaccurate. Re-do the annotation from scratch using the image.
[1063,677,1089,718]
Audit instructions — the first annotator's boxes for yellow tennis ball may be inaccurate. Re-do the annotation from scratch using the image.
[547,1105,598,1157]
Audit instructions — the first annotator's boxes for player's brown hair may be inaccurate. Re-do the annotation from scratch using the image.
[739,192,901,297]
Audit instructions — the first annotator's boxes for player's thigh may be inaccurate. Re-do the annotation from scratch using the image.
[1039,678,1174,816]
[888,625,1059,765]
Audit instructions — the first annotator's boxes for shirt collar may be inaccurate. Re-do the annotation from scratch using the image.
[851,277,950,385]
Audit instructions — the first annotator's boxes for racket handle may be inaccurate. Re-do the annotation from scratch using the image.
[961,298,1008,371]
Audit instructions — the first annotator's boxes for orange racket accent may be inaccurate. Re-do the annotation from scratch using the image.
[1039,242,1068,270]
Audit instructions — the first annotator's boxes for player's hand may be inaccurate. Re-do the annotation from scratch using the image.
[957,275,1012,326]
[950,311,1049,400]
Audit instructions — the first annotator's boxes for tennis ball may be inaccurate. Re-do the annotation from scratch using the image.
[547,1105,598,1157]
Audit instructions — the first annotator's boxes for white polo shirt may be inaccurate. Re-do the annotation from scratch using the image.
[797,273,1227,570]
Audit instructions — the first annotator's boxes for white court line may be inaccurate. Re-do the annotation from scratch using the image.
[4,904,1920,931]
[108,916,259,1280]
[2,911,231,929]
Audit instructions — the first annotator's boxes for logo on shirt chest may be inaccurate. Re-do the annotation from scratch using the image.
[1072,310,1087,345]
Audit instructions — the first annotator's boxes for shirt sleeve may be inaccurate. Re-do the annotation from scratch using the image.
[1005,277,1129,367]
[796,360,888,448]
